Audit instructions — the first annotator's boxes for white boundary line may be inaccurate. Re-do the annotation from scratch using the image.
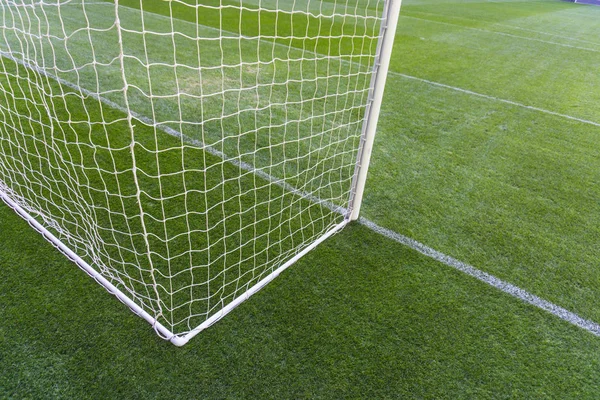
[401,14,600,53]
[359,218,600,336]
[405,9,600,48]
[392,73,600,128]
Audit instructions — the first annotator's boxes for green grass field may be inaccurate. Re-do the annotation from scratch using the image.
[2,0,600,397]
[0,0,378,334]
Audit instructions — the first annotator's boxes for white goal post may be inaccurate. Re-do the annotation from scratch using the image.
[0,0,401,346]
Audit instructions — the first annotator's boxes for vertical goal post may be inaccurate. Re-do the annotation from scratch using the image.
[0,0,401,346]
[349,0,402,221]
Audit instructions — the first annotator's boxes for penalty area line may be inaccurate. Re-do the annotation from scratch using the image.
[358,217,600,337]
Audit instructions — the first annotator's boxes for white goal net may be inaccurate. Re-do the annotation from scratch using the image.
[0,0,400,345]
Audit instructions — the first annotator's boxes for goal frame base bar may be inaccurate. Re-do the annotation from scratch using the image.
[0,184,348,346]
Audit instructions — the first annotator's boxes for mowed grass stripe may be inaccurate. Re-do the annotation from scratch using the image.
[112,2,600,129]
[0,50,346,216]
[101,1,600,130]
[104,3,600,130]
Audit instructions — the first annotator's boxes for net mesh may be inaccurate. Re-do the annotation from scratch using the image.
[0,0,385,337]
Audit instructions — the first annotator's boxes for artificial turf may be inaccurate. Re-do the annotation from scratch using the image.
[364,0,600,323]
[2,0,600,397]
[0,0,373,334]
[2,205,600,398]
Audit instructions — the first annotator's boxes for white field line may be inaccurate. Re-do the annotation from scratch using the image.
[487,24,600,47]
[3,11,600,338]
[401,14,600,54]
[359,218,600,336]
[393,73,600,129]
[405,9,600,48]
[0,51,345,217]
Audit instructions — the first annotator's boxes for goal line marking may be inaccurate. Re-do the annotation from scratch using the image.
[359,217,600,337]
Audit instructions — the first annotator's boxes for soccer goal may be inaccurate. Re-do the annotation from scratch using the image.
[0,0,401,346]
